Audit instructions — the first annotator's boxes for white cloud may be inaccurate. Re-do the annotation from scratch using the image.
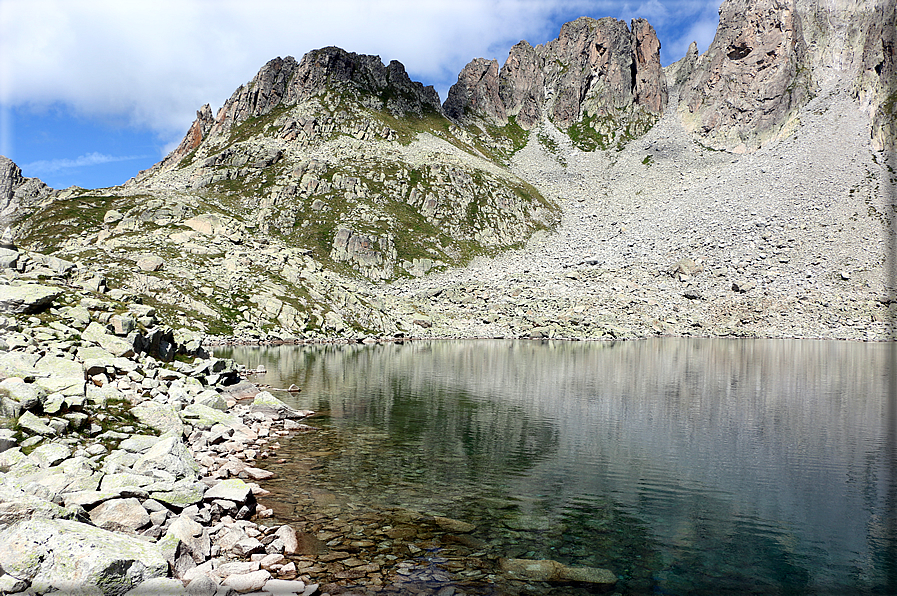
[662,0,722,62]
[22,151,144,175]
[1,0,721,144]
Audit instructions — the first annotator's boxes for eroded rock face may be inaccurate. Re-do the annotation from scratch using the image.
[0,157,54,231]
[665,41,700,86]
[207,56,299,141]
[678,0,815,151]
[287,47,442,116]
[446,17,667,148]
[443,58,506,125]
[330,228,397,281]
[796,0,884,78]
[631,18,667,114]
[165,47,442,166]
[679,0,894,152]
[162,104,215,167]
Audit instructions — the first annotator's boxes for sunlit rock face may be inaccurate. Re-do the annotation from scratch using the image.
[678,0,815,152]
[446,17,667,149]
[0,156,54,232]
[678,0,895,152]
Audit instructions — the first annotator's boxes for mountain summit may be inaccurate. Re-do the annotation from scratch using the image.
[2,0,894,342]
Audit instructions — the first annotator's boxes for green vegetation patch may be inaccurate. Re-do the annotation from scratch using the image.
[17,194,144,253]
[567,109,657,152]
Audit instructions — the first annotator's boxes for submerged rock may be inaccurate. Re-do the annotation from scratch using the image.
[499,558,617,586]
[249,391,311,419]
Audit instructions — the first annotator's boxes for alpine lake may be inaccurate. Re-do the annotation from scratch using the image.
[215,338,896,596]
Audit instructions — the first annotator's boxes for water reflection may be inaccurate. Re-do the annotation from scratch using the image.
[218,339,895,595]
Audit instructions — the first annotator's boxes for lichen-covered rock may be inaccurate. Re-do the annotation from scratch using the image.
[132,436,200,480]
[164,515,210,564]
[330,228,397,281]
[180,402,241,429]
[249,391,310,419]
[0,283,61,314]
[0,377,44,412]
[27,442,71,468]
[131,401,185,436]
[82,321,137,358]
[17,411,56,436]
[0,483,75,531]
[0,518,168,595]
[202,478,252,504]
[89,497,151,532]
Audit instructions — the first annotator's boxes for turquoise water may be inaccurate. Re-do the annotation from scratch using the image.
[217,339,897,595]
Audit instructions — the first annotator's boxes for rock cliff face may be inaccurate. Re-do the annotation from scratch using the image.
[165,47,443,160]
[162,104,215,167]
[792,0,895,150]
[0,157,55,234]
[678,0,815,152]
[443,58,506,126]
[446,17,668,150]
[664,42,699,86]
[845,0,896,151]
[678,0,895,151]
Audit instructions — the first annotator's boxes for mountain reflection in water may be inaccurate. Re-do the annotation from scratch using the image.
[216,338,896,595]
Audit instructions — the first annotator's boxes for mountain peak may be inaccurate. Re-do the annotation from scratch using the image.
[445,16,667,151]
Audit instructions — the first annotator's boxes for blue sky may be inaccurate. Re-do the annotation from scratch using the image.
[0,0,721,190]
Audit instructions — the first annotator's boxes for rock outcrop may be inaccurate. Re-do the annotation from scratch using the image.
[161,104,214,167]
[678,0,815,152]
[162,47,443,165]
[443,58,506,125]
[0,157,54,232]
[845,0,897,151]
[445,17,668,150]
[665,41,699,86]
[132,44,558,292]
[794,0,895,149]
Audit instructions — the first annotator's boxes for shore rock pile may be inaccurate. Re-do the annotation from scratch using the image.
[0,257,322,595]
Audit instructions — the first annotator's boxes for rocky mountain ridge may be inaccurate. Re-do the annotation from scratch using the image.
[1,0,895,343]
[444,17,668,151]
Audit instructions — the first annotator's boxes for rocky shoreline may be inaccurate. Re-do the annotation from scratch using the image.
[0,255,627,596]
[0,259,328,595]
